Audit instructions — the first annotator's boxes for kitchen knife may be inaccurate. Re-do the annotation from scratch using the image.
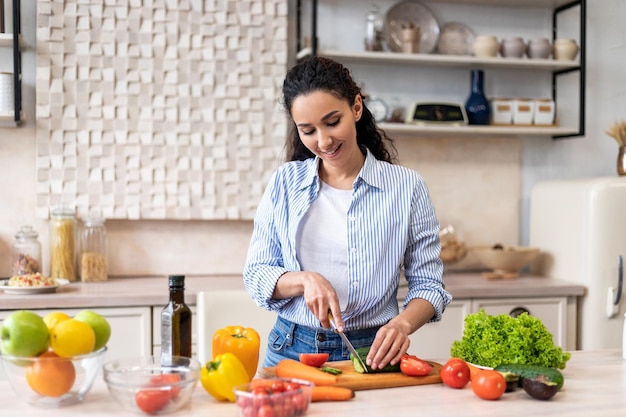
[328,311,368,373]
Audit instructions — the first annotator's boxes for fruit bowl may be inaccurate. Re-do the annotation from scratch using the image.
[0,346,107,407]
[473,245,540,279]
[103,356,201,415]
[234,378,313,417]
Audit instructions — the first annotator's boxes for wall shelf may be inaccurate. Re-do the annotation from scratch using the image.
[379,122,578,137]
[296,0,586,139]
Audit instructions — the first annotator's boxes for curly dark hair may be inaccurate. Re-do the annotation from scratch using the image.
[281,56,397,163]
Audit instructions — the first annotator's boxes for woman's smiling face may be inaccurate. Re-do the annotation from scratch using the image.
[291,90,363,168]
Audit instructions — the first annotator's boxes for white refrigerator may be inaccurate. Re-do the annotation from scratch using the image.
[529,177,626,350]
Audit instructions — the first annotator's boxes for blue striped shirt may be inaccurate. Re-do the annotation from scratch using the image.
[243,149,452,331]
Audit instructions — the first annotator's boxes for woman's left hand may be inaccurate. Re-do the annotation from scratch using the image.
[365,322,410,370]
[365,298,436,370]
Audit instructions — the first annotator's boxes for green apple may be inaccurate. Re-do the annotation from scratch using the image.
[74,310,111,351]
[1,310,50,357]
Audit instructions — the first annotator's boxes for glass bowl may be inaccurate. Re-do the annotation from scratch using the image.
[234,378,313,417]
[0,347,107,407]
[103,356,201,415]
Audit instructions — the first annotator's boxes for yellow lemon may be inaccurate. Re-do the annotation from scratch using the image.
[50,318,96,357]
[43,311,71,333]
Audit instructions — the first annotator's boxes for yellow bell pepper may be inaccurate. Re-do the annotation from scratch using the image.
[212,325,260,380]
[200,352,250,402]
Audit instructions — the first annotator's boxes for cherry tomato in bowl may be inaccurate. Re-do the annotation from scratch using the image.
[471,369,506,400]
[440,358,471,389]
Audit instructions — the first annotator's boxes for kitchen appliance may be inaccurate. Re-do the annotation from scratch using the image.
[529,177,626,350]
[405,102,468,125]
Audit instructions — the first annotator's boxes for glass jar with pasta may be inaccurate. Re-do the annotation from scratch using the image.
[79,214,108,282]
[49,206,77,281]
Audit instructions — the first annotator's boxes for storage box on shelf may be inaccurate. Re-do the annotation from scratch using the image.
[296,0,585,139]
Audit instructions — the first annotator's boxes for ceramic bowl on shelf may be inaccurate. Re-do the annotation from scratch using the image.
[473,245,540,279]
[103,355,201,415]
[0,347,107,407]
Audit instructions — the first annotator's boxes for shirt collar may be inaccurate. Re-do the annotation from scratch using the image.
[301,148,385,191]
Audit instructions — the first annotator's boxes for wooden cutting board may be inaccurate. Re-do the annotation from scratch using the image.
[259,360,442,391]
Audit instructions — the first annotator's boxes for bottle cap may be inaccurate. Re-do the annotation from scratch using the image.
[168,275,185,288]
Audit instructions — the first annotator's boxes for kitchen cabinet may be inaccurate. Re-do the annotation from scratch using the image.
[296,0,585,139]
[0,306,152,380]
[0,0,23,125]
[405,294,576,359]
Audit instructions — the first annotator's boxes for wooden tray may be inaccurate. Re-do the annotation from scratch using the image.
[259,360,442,391]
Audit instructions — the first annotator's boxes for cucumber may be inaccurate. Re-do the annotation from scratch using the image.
[494,364,564,389]
[349,347,401,374]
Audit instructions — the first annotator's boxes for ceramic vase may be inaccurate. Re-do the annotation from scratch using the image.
[527,38,552,59]
[465,70,490,125]
[618,146,626,176]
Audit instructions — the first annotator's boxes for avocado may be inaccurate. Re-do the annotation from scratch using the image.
[522,378,560,400]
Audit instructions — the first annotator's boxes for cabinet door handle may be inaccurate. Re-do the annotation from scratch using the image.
[614,255,623,306]
[509,307,530,318]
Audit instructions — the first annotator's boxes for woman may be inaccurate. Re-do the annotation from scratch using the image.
[243,56,452,370]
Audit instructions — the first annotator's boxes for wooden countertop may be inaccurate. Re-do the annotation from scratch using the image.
[0,273,585,311]
[0,350,623,416]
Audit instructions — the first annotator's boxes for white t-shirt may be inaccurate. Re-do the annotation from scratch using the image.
[296,181,352,311]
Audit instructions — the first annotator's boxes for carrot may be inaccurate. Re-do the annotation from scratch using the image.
[275,359,338,386]
[311,386,355,402]
[466,362,482,381]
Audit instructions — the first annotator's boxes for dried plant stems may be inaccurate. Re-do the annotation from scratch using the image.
[605,120,626,146]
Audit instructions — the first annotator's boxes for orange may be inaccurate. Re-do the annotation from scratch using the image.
[50,318,96,357]
[25,351,76,397]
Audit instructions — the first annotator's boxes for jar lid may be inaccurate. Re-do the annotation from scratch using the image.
[84,215,105,227]
[50,205,76,218]
[15,225,38,239]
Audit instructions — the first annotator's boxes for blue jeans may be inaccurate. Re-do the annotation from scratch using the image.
[262,316,380,367]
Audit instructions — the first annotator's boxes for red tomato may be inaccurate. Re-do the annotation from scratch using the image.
[471,369,506,400]
[298,353,329,367]
[150,373,182,399]
[400,354,433,376]
[135,389,171,414]
[440,358,471,389]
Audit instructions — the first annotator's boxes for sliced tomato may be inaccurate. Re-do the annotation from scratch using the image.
[440,358,471,389]
[299,353,329,368]
[400,354,433,376]
[471,369,506,400]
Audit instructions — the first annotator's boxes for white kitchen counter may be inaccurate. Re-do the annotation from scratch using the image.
[0,273,585,310]
[0,350,623,417]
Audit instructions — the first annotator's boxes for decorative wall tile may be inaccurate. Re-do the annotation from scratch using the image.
[36,0,287,220]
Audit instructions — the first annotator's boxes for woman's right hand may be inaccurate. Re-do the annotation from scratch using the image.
[273,271,344,330]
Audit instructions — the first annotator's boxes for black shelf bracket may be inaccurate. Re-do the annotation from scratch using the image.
[12,0,22,125]
[552,0,585,139]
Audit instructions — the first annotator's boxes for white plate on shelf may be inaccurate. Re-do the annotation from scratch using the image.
[384,0,440,54]
[437,22,475,55]
[0,278,70,295]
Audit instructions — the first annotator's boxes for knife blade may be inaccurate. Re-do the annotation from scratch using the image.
[328,311,368,373]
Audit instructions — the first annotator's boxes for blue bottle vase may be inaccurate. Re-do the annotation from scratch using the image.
[465,70,490,125]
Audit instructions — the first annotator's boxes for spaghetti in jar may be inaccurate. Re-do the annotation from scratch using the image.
[49,206,77,281]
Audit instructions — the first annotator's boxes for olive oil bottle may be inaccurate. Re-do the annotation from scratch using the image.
[160,275,192,365]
